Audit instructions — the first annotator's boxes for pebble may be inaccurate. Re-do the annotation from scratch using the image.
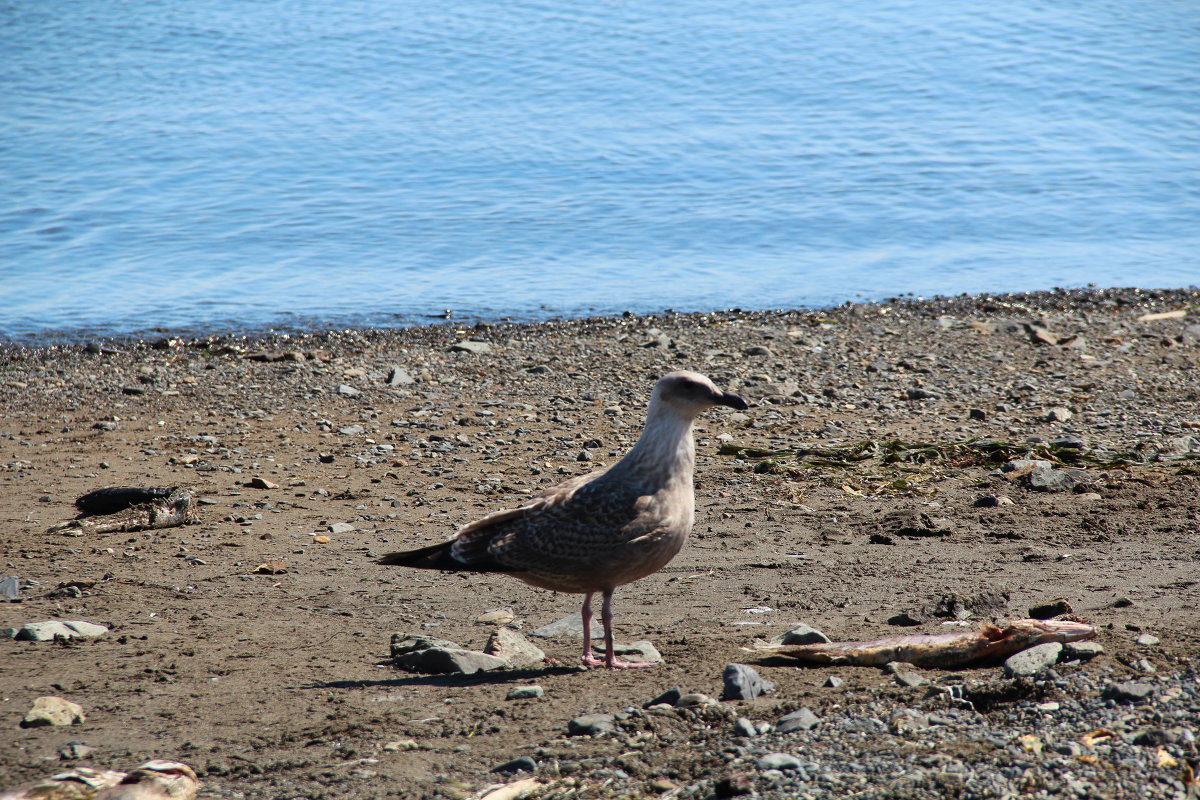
[475,607,516,626]
[338,425,366,436]
[449,340,492,354]
[824,676,844,689]
[386,366,415,386]
[491,756,536,774]
[756,753,804,771]
[678,693,719,708]
[505,685,544,700]
[775,707,820,733]
[1063,640,1105,660]
[721,663,776,701]
[58,741,95,760]
[328,522,356,534]
[1135,633,1160,646]
[335,384,361,397]
[567,713,615,737]
[644,686,682,708]
[22,696,86,727]
[1003,642,1062,677]
[714,772,754,797]
[1027,598,1073,619]
[603,640,663,664]
[770,622,830,646]
[732,718,760,737]
[1102,682,1154,704]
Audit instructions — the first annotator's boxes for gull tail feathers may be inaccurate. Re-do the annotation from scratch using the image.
[377,541,509,573]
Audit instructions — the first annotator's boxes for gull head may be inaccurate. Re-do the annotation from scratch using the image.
[652,370,748,420]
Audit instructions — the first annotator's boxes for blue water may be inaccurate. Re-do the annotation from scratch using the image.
[2,0,1198,340]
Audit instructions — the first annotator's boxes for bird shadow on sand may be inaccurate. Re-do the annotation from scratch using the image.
[298,664,583,691]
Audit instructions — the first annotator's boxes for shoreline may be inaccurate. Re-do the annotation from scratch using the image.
[3,284,1197,351]
[2,283,1198,798]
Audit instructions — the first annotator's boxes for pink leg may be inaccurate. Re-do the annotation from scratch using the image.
[580,593,605,667]
[600,589,654,669]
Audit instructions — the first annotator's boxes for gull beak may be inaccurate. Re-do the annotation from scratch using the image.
[717,391,749,410]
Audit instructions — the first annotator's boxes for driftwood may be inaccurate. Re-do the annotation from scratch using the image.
[48,487,197,535]
[748,618,1096,669]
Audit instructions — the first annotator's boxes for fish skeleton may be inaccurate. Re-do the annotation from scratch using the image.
[749,618,1096,668]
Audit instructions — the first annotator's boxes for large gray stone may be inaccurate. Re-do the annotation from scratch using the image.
[1003,642,1063,677]
[10,620,109,641]
[757,752,804,771]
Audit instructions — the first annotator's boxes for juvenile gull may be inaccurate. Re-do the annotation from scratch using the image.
[378,370,748,668]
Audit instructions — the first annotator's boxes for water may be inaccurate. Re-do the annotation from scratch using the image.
[2,0,1198,341]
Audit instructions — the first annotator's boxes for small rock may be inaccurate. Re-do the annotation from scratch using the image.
[58,741,95,760]
[567,713,614,736]
[1132,728,1170,747]
[775,707,820,733]
[22,696,86,727]
[1028,599,1073,619]
[506,685,544,700]
[1040,406,1073,423]
[677,693,718,708]
[824,676,844,689]
[1025,464,1091,493]
[335,384,361,397]
[771,623,830,646]
[1003,643,1063,677]
[756,753,804,771]
[1063,640,1105,660]
[906,387,938,401]
[247,477,278,489]
[743,345,772,357]
[337,425,366,436]
[93,421,119,431]
[449,340,491,354]
[644,687,682,708]
[892,670,927,688]
[0,576,21,601]
[714,772,754,797]
[1111,597,1133,608]
[721,663,775,701]
[484,627,546,668]
[475,607,516,626]
[1135,633,1160,646]
[968,408,987,421]
[1102,682,1154,704]
[328,522,356,534]
[973,494,1000,507]
[386,367,415,386]
[732,718,759,737]
[391,633,469,658]
[382,739,419,752]
[491,756,536,774]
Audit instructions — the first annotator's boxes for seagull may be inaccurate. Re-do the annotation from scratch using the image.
[378,370,748,668]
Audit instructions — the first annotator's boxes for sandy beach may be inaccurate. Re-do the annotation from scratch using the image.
[2,287,1198,799]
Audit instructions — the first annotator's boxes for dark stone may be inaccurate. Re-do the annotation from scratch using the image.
[968,408,987,421]
[1102,682,1154,704]
[644,686,682,708]
[714,772,754,797]
[1132,728,1170,747]
[491,757,536,774]
[906,387,938,400]
[1028,599,1073,619]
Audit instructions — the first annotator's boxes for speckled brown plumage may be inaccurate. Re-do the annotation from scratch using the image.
[379,370,748,668]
